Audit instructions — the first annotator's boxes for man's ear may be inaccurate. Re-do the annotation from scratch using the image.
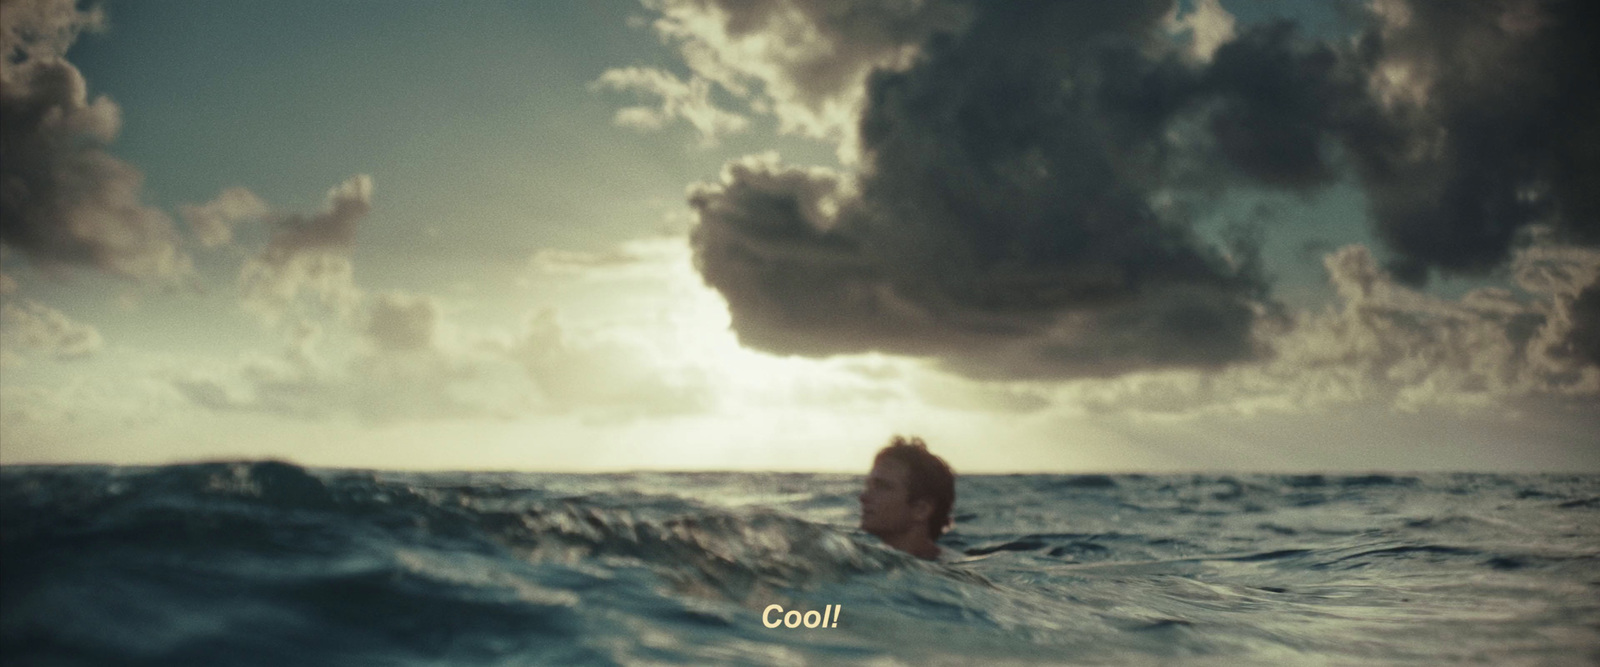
[911,497,934,523]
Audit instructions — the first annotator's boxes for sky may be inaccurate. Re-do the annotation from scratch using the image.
[1,0,1595,473]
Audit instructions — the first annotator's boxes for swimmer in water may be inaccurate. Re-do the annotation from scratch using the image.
[858,436,956,561]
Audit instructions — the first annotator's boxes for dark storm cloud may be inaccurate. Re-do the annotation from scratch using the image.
[692,1,1278,379]
[0,0,189,280]
[1341,0,1600,283]
[679,0,1600,380]
[1333,0,1600,368]
[1201,21,1348,190]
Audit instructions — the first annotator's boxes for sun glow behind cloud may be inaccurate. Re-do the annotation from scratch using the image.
[1,0,1595,472]
[512,234,990,470]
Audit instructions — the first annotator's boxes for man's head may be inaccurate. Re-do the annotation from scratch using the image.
[858,436,955,546]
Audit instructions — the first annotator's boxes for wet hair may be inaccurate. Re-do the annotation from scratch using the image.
[873,435,956,539]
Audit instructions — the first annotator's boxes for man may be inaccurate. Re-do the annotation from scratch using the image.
[858,435,956,561]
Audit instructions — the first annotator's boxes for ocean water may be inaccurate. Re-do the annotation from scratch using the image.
[2,462,1597,666]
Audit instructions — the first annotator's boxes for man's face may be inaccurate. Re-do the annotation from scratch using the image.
[858,458,926,539]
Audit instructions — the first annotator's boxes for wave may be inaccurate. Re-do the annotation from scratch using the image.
[4,462,1597,665]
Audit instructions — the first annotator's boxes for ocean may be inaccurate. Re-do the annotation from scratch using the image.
[2,461,1596,665]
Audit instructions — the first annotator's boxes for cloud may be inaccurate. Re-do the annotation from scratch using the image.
[502,309,713,417]
[528,236,689,279]
[630,0,971,151]
[1338,0,1600,282]
[523,236,919,414]
[180,186,269,248]
[1072,242,1600,418]
[589,66,749,144]
[0,0,190,281]
[173,296,509,423]
[0,297,103,359]
[660,0,1600,384]
[1569,282,1600,366]
[175,177,418,418]
[1200,21,1348,190]
[1512,238,1600,368]
[0,0,103,58]
[1166,0,1236,63]
[0,373,187,462]
[239,175,372,321]
[172,319,339,418]
[688,1,1288,380]
[364,291,439,353]
[184,236,723,424]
